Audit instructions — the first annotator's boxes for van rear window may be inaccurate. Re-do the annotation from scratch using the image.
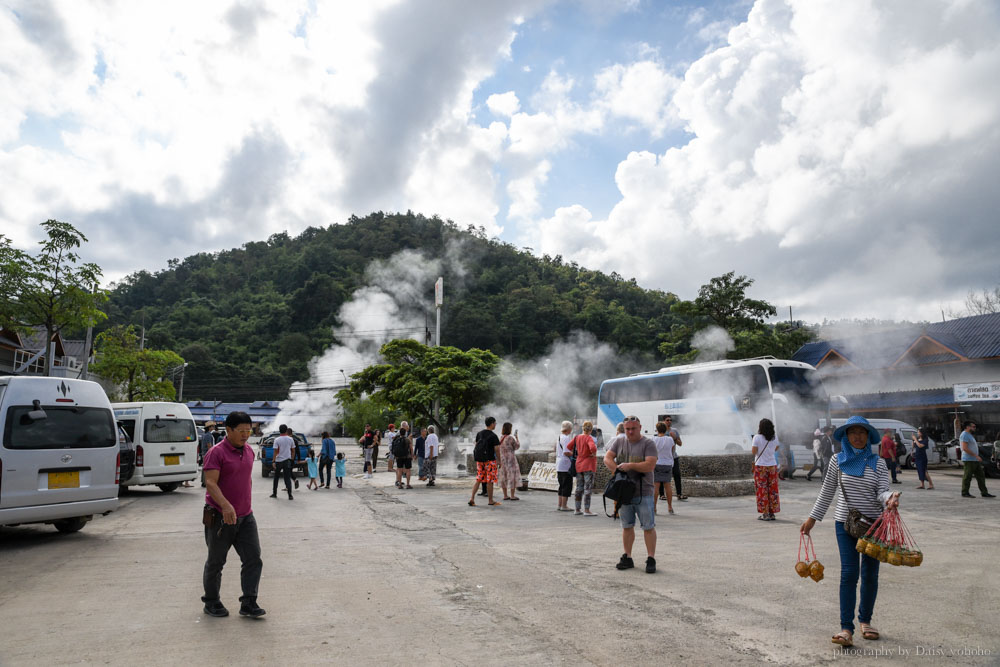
[3,406,116,449]
[143,418,196,443]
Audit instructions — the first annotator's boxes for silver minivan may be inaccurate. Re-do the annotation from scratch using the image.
[0,377,119,533]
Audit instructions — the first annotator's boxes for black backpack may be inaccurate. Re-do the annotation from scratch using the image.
[391,433,409,459]
[603,470,639,519]
[473,430,490,462]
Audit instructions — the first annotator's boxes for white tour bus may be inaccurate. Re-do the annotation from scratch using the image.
[113,402,198,492]
[597,357,834,466]
[0,376,119,533]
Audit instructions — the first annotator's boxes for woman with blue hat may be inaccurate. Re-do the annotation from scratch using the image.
[800,416,900,648]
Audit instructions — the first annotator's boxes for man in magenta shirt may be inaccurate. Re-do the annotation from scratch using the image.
[202,411,265,618]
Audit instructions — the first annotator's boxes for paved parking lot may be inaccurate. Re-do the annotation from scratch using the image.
[0,462,997,665]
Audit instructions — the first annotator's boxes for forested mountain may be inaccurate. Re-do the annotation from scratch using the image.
[102,212,686,401]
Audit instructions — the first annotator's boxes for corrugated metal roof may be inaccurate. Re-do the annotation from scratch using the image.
[793,312,1000,370]
[926,312,1000,359]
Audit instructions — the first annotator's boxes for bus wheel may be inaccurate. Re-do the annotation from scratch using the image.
[158,482,180,493]
[54,517,88,533]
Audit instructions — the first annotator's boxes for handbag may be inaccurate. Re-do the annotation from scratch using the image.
[838,469,876,539]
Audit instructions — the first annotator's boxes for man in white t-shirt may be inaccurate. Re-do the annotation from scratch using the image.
[424,426,440,486]
[270,424,295,500]
[384,424,398,473]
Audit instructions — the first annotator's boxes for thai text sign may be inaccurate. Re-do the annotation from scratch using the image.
[527,462,559,491]
[954,381,1000,402]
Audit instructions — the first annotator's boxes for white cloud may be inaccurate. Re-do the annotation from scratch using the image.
[534,0,1000,321]
[594,60,682,136]
[486,91,521,117]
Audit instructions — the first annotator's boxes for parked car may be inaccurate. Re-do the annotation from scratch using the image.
[113,402,199,492]
[0,376,119,533]
[117,422,136,489]
[258,431,310,478]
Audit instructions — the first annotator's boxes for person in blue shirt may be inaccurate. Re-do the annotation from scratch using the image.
[959,421,994,498]
[334,452,346,488]
[320,431,337,489]
[306,450,319,490]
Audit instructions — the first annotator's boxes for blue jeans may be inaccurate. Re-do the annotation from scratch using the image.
[835,521,879,633]
[619,495,655,530]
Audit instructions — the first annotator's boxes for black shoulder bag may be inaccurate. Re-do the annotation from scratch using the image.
[838,469,876,539]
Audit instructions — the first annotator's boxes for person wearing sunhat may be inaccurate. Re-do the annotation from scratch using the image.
[800,416,900,648]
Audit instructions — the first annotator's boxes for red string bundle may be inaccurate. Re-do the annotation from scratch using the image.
[860,507,923,566]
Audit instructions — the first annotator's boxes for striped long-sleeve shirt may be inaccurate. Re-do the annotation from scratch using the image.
[809,456,893,523]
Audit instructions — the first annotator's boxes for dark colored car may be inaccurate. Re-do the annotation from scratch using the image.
[258,431,310,478]
[117,422,136,490]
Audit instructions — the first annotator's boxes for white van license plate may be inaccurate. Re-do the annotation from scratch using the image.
[48,471,80,489]
[164,455,179,465]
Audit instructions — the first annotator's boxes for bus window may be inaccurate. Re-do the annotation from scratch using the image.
[768,367,826,399]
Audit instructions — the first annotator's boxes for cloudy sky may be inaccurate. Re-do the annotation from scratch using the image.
[3,0,999,323]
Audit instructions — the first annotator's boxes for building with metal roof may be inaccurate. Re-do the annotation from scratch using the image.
[793,313,1000,441]
[187,400,283,426]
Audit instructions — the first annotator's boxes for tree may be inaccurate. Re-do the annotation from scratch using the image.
[11,220,109,375]
[339,395,399,440]
[91,325,185,401]
[694,272,776,331]
[338,339,500,434]
[963,285,1000,316]
[0,235,30,329]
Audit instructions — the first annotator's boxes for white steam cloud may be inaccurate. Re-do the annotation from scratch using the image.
[474,331,637,450]
[269,248,444,435]
[691,325,735,361]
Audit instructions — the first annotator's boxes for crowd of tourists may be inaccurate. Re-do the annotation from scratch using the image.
[197,408,992,651]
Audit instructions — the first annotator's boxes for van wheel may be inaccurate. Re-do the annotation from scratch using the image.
[158,482,180,492]
[54,517,88,534]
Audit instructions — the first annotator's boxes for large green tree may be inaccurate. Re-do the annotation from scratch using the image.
[339,339,500,434]
[91,324,185,401]
[8,220,108,375]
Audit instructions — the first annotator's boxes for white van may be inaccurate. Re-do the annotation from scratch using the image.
[826,418,947,465]
[0,376,119,533]
[113,402,198,492]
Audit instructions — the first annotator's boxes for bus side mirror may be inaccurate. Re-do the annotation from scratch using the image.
[773,393,789,405]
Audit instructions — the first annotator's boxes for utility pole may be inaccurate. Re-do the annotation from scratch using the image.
[434,277,443,347]
[177,363,189,402]
[433,277,443,427]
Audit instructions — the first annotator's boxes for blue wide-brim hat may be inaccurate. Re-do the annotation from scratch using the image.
[833,416,880,445]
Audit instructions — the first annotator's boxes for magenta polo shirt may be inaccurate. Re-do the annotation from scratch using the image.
[203,437,255,518]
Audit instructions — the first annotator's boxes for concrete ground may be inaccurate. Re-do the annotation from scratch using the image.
[0,459,997,666]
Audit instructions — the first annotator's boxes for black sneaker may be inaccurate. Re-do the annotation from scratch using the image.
[239,600,266,618]
[983,493,996,498]
[203,601,229,617]
[962,493,974,497]
[287,491,293,500]
[294,479,299,489]
[615,553,634,570]
[645,557,656,573]
[269,493,277,498]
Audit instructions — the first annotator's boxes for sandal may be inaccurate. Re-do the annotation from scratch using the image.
[860,624,879,640]
[831,630,853,647]
[488,501,502,506]
[510,497,520,501]
[468,501,476,507]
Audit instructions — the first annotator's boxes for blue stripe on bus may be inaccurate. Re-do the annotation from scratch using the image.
[599,403,625,426]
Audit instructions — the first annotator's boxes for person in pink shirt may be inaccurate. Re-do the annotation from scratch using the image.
[568,421,598,516]
[201,411,266,619]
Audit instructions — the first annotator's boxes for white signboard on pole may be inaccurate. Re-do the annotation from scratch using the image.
[435,277,443,307]
[954,381,1000,402]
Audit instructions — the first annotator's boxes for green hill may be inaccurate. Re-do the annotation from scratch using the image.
[103,212,680,401]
